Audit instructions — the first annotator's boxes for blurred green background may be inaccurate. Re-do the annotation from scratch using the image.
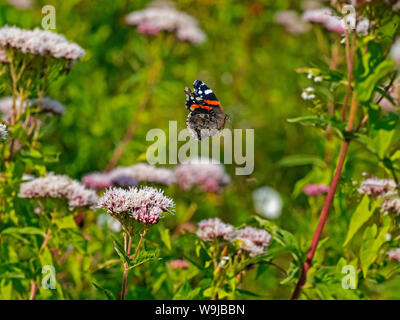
[0,0,348,299]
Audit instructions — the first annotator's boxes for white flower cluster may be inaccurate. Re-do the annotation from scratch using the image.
[19,173,98,210]
[125,1,206,45]
[33,97,66,116]
[7,0,33,10]
[391,38,400,69]
[358,177,397,197]
[275,10,311,35]
[0,26,85,61]
[235,226,271,257]
[97,186,174,225]
[128,163,177,185]
[301,87,316,100]
[196,218,235,242]
[0,123,7,141]
[83,163,176,190]
[0,97,27,123]
[358,177,400,215]
[196,218,272,257]
[174,158,230,193]
[387,248,400,262]
[0,96,66,122]
[302,7,369,35]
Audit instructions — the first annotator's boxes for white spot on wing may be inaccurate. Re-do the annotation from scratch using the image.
[204,89,213,94]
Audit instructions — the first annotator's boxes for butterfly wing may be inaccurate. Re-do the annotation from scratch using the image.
[193,80,219,102]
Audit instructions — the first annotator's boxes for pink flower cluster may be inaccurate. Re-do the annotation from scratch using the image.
[97,186,174,225]
[358,177,400,215]
[391,39,400,69]
[82,163,176,190]
[169,259,190,269]
[18,173,98,210]
[175,158,230,193]
[196,218,235,241]
[125,1,206,45]
[235,226,271,257]
[358,177,397,197]
[196,218,272,257]
[302,8,369,35]
[303,184,329,196]
[83,159,230,193]
[387,248,400,262]
[275,10,311,35]
[0,26,85,61]
[0,96,65,123]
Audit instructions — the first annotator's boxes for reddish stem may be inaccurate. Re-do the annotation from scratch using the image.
[291,93,359,300]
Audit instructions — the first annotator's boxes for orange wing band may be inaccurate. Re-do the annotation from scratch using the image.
[190,104,213,111]
[204,100,221,106]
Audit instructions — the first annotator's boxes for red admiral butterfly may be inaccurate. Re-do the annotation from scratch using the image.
[184,80,228,141]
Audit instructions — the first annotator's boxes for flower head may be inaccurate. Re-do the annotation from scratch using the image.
[358,177,396,197]
[97,186,174,225]
[391,38,400,69]
[82,164,176,190]
[169,259,190,269]
[110,174,138,188]
[302,8,369,35]
[234,226,271,257]
[19,173,98,210]
[128,163,176,185]
[196,218,234,241]
[0,97,28,123]
[0,96,65,123]
[33,97,66,116]
[275,10,311,35]
[7,0,33,10]
[387,248,400,262]
[0,26,85,61]
[82,172,113,190]
[125,0,206,45]
[303,184,329,196]
[380,193,400,215]
[175,158,230,193]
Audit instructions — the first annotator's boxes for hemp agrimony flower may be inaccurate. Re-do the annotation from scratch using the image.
[18,173,98,210]
[125,0,206,45]
[97,186,174,229]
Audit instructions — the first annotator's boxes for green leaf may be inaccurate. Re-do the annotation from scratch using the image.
[1,227,46,237]
[360,216,390,277]
[237,288,263,298]
[278,155,326,168]
[113,240,131,266]
[128,249,161,270]
[159,228,171,251]
[343,196,378,246]
[356,60,395,102]
[55,215,77,229]
[173,281,201,300]
[92,282,115,300]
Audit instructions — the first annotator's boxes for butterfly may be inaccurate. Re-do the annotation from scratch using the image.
[184,80,228,141]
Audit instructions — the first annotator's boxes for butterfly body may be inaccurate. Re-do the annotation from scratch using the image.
[185,80,228,141]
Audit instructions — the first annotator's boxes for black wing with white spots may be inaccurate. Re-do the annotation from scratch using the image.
[193,80,219,101]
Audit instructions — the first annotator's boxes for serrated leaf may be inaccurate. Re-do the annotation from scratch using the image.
[92,282,115,300]
[113,240,131,266]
